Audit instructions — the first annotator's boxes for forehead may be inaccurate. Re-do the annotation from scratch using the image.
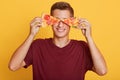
[52,9,71,19]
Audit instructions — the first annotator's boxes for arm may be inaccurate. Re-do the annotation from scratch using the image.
[8,17,42,71]
[78,18,107,76]
[86,36,107,76]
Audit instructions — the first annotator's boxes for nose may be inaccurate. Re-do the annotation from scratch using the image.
[58,21,64,28]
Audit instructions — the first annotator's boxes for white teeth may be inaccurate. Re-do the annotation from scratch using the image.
[58,29,64,32]
[57,28,65,32]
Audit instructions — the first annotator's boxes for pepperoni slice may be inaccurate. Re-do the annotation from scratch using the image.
[44,14,50,21]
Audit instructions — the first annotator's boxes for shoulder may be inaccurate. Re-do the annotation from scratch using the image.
[72,39,88,46]
[31,38,51,46]
[33,38,51,43]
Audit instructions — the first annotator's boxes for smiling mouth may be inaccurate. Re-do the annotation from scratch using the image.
[56,28,66,32]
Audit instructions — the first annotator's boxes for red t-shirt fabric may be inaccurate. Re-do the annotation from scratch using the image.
[24,38,93,80]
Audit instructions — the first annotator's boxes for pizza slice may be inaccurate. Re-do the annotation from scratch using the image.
[42,14,59,26]
[42,14,79,28]
[63,17,79,28]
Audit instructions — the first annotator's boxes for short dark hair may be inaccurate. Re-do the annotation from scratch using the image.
[50,1,74,17]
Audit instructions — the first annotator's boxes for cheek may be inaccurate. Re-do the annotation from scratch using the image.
[66,25,70,31]
[51,25,57,32]
[67,28,70,33]
[51,23,59,28]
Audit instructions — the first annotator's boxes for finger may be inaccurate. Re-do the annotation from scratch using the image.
[31,19,42,27]
[78,22,86,28]
[79,18,89,22]
[80,25,87,30]
[79,21,91,28]
[31,21,41,27]
[33,22,42,27]
[30,17,42,24]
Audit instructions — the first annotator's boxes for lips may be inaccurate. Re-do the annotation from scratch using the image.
[56,28,66,32]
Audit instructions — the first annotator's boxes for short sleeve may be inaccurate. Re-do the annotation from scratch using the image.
[24,43,33,68]
[80,41,93,71]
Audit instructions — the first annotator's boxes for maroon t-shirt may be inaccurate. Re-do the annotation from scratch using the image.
[24,38,93,80]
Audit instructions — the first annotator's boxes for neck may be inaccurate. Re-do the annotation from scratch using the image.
[53,37,70,48]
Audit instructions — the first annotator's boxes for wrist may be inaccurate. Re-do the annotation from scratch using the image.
[85,35,93,42]
[29,33,36,39]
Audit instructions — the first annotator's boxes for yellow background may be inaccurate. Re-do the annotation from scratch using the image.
[0,0,120,80]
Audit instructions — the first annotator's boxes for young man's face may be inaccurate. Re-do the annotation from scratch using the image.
[52,9,71,38]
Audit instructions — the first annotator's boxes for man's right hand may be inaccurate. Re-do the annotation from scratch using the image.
[30,17,42,36]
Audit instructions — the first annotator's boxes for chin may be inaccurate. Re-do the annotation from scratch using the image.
[53,29,70,38]
[54,33,69,38]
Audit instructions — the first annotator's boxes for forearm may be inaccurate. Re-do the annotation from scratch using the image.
[8,17,42,71]
[9,34,35,71]
[86,36,107,75]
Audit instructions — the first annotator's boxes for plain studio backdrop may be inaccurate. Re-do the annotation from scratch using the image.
[0,0,120,80]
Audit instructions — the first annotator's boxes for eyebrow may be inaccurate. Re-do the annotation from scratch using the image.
[55,17,68,20]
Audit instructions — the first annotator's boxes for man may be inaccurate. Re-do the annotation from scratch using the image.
[9,1,107,80]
